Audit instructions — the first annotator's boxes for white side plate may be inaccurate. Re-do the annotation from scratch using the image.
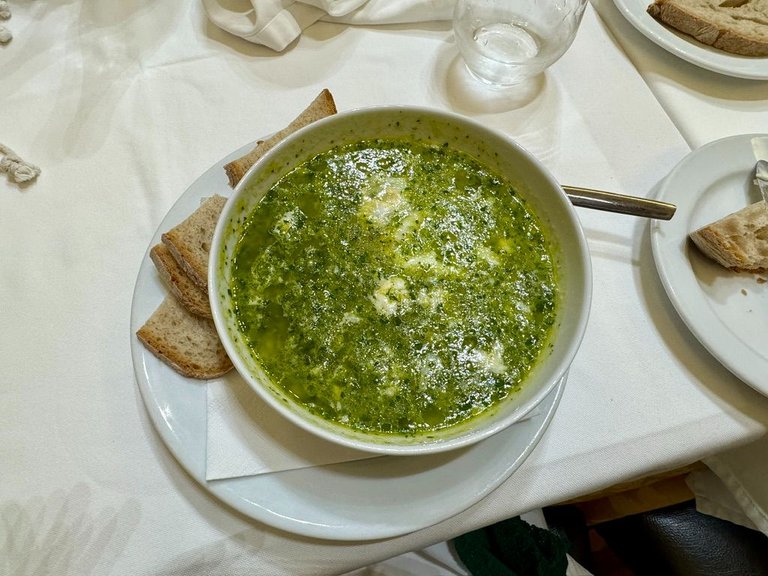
[612,0,768,80]
[651,134,768,397]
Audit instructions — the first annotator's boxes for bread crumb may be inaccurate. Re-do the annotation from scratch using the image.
[741,288,748,295]
[757,277,766,284]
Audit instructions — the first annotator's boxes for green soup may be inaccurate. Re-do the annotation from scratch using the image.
[230,138,558,435]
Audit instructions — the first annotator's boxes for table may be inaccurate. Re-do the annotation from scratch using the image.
[2,1,768,574]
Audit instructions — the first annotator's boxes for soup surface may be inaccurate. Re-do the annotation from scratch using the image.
[230,138,558,435]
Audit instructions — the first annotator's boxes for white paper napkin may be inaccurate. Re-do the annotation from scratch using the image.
[206,373,376,481]
[206,371,542,481]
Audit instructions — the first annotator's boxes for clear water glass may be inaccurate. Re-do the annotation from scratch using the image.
[453,0,588,86]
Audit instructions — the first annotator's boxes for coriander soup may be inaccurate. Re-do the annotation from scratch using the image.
[229,138,559,435]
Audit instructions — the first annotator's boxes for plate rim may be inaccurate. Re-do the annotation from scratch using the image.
[130,140,566,540]
[612,0,768,80]
[650,133,768,397]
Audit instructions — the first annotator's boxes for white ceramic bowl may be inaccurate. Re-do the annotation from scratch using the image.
[210,106,591,455]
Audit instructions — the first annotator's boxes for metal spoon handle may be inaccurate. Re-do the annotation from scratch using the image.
[563,185,676,220]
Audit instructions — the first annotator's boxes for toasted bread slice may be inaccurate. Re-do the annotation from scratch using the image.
[161,194,227,291]
[150,243,211,318]
[689,201,768,272]
[647,0,768,57]
[137,296,232,379]
[223,88,337,187]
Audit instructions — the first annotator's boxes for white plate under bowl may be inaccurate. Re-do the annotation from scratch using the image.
[130,141,566,540]
[612,0,768,80]
[651,134,768,397]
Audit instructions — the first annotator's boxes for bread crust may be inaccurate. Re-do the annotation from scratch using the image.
[689,201,768,272]
[150,243,212,318]
[223,88,337,187]
[138,90,339,380]
[161,194,227,290]
[647,0,768,57]
[137,296,232,379]
[140,197,230,378]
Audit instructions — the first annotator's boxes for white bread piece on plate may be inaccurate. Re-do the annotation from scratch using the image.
[137,295,232,379]
[647,0,768,57]
[161,194,227,291]
[223,88,338,187]
[150,243,211,318]
[689,201,768,272]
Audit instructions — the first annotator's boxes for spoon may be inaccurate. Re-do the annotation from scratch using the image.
[563,185,676,220]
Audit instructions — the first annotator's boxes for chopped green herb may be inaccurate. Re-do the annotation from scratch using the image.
[230,138,558,435]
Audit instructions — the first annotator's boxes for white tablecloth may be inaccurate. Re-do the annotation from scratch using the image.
[590,0,768,542]
[591,0,768,149]
[2,1,768,574]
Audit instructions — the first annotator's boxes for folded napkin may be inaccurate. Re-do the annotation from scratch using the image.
[686,467,760,532]
[206,372,375,480]
[202,0,455,52]
[206,371,543,481]
[696,436,768,536]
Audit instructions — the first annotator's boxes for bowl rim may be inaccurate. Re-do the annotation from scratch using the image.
[209,104,592,455]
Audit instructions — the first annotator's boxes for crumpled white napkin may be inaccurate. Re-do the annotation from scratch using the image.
[202,0,455,52]
[206,372,376,481]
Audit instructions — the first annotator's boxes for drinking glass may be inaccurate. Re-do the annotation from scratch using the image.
[453,0,588,86]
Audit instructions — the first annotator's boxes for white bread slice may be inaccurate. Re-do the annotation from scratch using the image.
[689,201,768,272]
[161,194,227,290]
[223,88,337,187]
[137,295,232,379]
[150,243,211,318]
[647,0,768,57]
